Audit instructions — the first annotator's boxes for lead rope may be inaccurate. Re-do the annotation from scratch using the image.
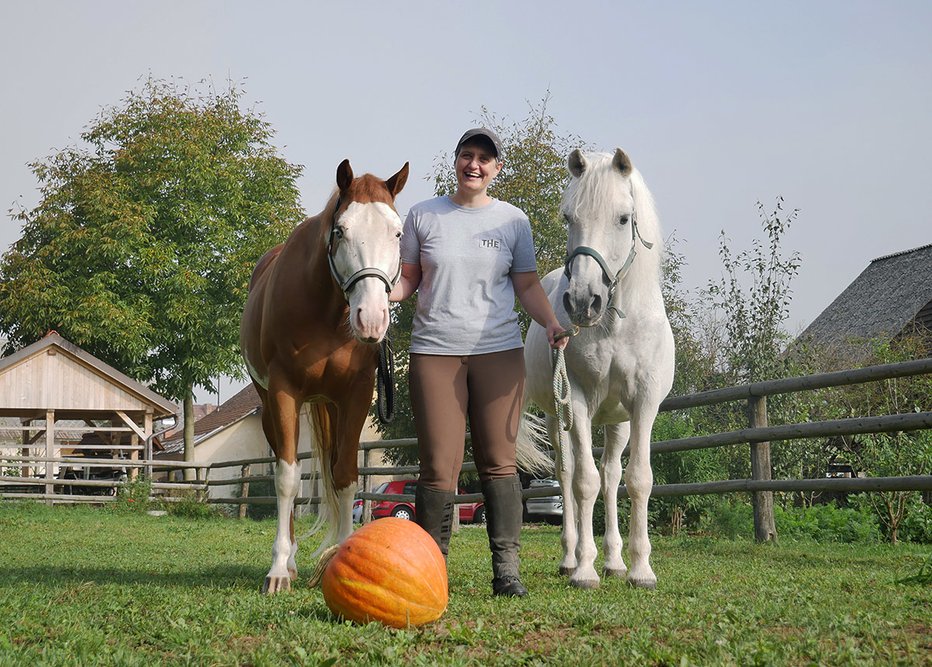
[551,326,579,473]
[376,335,395,424]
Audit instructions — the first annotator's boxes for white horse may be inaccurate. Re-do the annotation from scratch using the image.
[523,148,674,589]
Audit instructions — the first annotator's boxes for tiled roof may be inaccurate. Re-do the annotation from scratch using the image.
[161,384,260,454]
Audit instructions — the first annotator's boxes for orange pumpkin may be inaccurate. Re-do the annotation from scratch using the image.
[319,517,448,628]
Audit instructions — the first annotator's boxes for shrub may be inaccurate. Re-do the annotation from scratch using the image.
[775,504,881,543]
[241,478,277,520]
[110,477,153,514]
[163,491,221,519]
[899,496,932,544]
[698,499,754,539]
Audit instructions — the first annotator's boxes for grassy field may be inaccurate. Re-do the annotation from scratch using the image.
[0,502,929,666]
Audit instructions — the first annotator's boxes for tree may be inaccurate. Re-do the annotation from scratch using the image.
[378,95,587,459]
[707,198,802,386]
[0,78,303,472]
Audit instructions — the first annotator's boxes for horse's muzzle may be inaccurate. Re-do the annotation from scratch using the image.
[563,290,604,327]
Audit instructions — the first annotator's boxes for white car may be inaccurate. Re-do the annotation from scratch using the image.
[525,478,562,524]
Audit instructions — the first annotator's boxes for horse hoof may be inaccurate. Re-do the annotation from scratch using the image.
[603,567,627,579]
[262,576,292,594]
[627,576,657,590]
[559,565,576,576]
[288,568,298,581]
[570,578,600,590]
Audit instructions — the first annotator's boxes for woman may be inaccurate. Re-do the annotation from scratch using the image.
[390,128,567,597]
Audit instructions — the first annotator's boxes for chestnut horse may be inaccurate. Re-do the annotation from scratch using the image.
[240,159,408,593]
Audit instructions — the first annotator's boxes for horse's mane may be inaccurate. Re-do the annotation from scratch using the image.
[562,151,664,292]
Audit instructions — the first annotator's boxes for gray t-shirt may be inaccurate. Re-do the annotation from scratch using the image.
[401,196,537,355]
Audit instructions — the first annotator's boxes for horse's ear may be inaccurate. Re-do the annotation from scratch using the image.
[612,148,633,176]
[385,162,409,198]
[336,159,353,192]
[568,149,587,178]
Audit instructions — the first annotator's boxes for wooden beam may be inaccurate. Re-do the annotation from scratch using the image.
[115,411,147,441]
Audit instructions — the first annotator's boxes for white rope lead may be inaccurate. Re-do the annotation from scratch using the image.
[551,325,579,474]
[552,347,573,433]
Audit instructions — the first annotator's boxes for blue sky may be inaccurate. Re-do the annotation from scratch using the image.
[2,1,930,403]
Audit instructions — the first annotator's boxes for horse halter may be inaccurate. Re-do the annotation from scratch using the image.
[326,199,402,299]
[563,210,653,319]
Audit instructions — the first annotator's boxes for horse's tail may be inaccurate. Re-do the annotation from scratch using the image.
[297,404,345,557]
[516,411,554,475]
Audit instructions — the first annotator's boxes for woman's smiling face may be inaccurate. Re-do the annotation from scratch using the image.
[454,140,502,197]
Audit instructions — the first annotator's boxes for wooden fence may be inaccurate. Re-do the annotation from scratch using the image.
[2,358,931,540]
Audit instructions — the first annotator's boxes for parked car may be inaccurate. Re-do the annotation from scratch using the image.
[367,479,486,524]
[352,495,364,523]
[458,498,486,524]
[525,478,562,525]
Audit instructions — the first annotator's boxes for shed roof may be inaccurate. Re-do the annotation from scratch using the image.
[797,244,932,354]
[0,332,177,419]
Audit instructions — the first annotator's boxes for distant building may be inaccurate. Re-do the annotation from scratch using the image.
[797,244,932,360]
[0,332,176,497]
[158,384,387,509]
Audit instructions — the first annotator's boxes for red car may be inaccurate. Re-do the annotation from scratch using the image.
[355,479,486,524]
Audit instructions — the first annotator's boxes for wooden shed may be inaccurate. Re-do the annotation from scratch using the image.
[0,332,177,500]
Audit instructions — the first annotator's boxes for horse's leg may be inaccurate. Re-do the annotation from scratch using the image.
[261,382,302,594]
[548,415,577,577]
[601,421,630,578]
[626,404,659,589]
[568,412,601,589]
[327,388,370,545]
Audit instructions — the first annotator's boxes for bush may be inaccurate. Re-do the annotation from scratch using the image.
[163,491,221,519]
[241,478,277,520]
[775,504,881,543]
[698,499,754,539]
[110,477,153,514]
[899,496,932,544]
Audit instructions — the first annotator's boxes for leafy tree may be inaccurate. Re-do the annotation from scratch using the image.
[0,78,303,472]
[707,198,802,386]
[701,199,815,485]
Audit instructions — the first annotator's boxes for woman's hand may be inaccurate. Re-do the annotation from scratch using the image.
[390,262,421,302]
[512,271,571,350]
[547,321,571,350]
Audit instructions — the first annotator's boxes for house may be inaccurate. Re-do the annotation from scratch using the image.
[797,243,932,360]
[0,332,177,498]
[157,384,388,510]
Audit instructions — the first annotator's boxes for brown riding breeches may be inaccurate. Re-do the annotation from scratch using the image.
[409,348,525,491]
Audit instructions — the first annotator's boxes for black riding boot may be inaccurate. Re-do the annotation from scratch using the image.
[415,483,454,560]
[482,475,529,597]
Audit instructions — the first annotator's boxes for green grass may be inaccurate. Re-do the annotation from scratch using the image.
[0,502,928,666]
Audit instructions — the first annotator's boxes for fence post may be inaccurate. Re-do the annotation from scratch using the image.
[45,410,55,505]
[239,464,251,519]
[748,396,777,542]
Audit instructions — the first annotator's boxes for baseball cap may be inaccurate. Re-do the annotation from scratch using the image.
[455,128,504,160]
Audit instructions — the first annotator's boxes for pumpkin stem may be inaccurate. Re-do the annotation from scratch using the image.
[308,544,341,587]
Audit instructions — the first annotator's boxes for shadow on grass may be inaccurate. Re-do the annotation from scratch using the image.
[0,564,278,591]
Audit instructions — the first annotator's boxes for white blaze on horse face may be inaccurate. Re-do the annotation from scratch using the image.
[334,201,402,342]
[562,163,637,327]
